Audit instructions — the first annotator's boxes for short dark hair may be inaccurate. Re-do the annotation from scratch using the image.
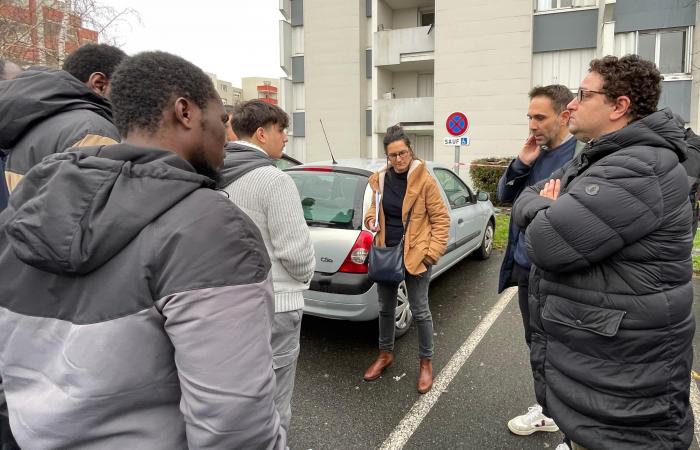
[110,51,220,136]
[230,100,289,138]
[528,84,574,113]
[589,54,661,122]
[383,124,412,153]
[62,43,127,82]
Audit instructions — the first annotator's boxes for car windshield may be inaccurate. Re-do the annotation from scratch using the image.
[287,170,367,230]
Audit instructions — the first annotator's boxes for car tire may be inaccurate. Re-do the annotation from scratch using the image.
[394,280,413,338]
[477,220,494,260]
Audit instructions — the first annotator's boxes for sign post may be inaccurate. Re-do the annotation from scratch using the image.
[445,112,469,176]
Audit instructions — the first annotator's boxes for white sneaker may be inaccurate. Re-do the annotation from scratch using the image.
[507,403,559,435]
[555,444,570,450]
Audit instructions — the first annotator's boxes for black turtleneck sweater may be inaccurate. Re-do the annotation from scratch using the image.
[382,167,408,247]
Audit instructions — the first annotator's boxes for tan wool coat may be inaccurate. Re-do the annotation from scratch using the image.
[364,159,450,275]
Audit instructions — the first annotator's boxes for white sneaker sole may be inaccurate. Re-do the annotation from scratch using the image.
[507,419,559,435]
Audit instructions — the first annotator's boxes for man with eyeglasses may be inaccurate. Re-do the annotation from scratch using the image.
[497,85,576,442]
[513,55,694,450]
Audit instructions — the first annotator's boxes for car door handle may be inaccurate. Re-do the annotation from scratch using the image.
[458,218,464,224]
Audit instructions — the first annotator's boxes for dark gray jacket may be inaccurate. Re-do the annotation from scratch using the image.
[0,144,285,449]
[513,109,694,450]
[0,67,120,191]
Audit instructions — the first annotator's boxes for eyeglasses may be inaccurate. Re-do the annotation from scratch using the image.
[577,88,607,103]
[387,149,410,160]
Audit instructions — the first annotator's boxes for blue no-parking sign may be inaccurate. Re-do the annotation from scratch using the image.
[446,112,468,137]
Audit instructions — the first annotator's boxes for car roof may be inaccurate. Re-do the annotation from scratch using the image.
[285,158,451,175]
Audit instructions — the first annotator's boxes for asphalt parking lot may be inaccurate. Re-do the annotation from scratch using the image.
[289,251,700,450]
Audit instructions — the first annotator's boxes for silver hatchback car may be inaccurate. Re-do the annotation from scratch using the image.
[285,159,495,336]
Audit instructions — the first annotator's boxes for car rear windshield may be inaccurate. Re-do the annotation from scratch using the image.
[287,170,367,230]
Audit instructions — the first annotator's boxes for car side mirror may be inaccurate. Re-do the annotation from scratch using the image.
[477,191,490,202]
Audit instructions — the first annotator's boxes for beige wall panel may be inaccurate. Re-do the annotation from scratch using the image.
[434,0,532,178]
[393,8,418,29]
[305,0,366,161]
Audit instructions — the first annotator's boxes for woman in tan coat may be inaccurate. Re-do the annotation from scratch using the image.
[363,125,450,394]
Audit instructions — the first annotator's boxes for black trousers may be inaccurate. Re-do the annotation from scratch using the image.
[514,263,532,348]
[0,414,19,450]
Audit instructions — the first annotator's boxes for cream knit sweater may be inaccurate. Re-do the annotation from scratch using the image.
[222,149,315,313]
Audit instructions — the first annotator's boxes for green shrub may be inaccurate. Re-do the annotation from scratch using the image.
[470,157,511,206]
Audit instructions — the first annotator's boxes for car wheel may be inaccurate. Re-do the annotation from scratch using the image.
[394,280,413,338]
[477,220,494,260]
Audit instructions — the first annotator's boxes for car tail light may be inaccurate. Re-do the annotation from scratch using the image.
[338,230,374,273]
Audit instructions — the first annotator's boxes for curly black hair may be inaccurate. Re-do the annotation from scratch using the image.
[589,54,662,122]
[109,51,220,137]
[230,100,289,138]
[383,124,412,153]
[61,43,127,82]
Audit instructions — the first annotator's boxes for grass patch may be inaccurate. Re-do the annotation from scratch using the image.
[694,231,700,274]
[493,213,510,251]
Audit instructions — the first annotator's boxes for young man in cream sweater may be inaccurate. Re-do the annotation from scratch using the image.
[219,100,315,433]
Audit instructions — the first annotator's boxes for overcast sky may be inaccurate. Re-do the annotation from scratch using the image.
[105,0,284,86]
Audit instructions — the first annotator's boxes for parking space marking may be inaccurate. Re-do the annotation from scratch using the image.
[690,379,700,445]
[379,287,517,450]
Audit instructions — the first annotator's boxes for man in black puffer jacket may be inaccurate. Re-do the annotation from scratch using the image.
[513,55,694,450]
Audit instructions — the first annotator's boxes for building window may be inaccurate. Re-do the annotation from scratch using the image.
[419,9,434,27]
[535,0,596,12]
[536,0,573,11]
[637,28,691,75]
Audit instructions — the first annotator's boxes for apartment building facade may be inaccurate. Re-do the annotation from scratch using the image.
[0,0,98,67]
[207,73,244,106]
[279,0,700,172]
[242,77,280,105]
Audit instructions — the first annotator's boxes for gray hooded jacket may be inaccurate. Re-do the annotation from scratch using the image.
[0,144,285,449]
[0,67,120,191]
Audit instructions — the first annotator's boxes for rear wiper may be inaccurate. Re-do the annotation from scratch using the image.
[305,219,338,226]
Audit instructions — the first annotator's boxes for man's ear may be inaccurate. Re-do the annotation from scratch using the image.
[254,126,266,143]
[610,95,631,121]
[174,97,196,130]
[559,109,571,125]
[87,72,108,97]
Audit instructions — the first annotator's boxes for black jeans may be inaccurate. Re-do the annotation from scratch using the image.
[514,263,532,348]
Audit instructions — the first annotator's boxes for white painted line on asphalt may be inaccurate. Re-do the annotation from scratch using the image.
[690,378,700,445]
[379,287,518,450]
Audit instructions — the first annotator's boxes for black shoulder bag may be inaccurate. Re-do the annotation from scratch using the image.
[367,205,412,284]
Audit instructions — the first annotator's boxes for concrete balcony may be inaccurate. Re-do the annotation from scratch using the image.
[374,26,434,71]
[374,97,434,133]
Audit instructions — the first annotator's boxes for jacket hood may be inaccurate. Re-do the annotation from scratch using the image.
[0,67,113,149]
[2,144,213,275]
[583,108,687,165]
[218,141,275,187]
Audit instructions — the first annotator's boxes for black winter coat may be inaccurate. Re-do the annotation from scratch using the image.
[513,109,694,450]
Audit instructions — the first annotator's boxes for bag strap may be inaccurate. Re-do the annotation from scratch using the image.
[401,208,412,238]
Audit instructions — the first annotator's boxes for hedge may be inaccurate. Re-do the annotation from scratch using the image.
[469,157,512,206]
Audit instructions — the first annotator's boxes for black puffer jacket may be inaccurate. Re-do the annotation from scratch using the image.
[513,109,694,450]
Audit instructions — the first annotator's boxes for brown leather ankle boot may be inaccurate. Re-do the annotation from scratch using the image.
[363,350,394,381]
[417,357,433,394]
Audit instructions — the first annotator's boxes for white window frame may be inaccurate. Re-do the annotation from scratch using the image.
[534,0,597,13]
[636,26,693,79]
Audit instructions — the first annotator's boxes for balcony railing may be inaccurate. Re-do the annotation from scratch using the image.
[374,97,434,133]
[374,26,434,67]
